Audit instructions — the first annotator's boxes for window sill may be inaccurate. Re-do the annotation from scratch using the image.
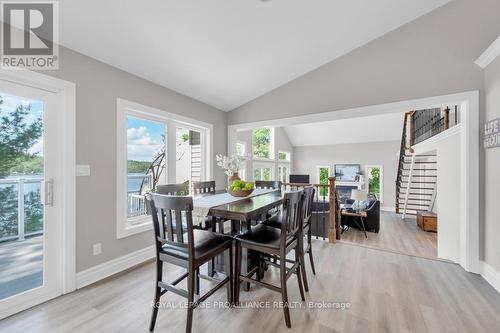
[116,216,152,239]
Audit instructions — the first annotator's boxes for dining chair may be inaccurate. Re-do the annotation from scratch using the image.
[192,181,216,194]
[262,186,315,292]
[156,183,188,195]
[148,194,233,333]
[255,180,282,190]
[234,190,306,328]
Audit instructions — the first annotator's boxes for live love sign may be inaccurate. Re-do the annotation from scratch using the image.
[484,117,500,148]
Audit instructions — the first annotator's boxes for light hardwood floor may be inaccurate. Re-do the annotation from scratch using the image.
[1,240,499,333]
[340,211,437,258]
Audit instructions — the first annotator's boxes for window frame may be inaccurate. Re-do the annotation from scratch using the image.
[251,127,275,161]
[116,98,213,239]
[252,162,274,181]
[278,164,291,183]
[278,150,291,162]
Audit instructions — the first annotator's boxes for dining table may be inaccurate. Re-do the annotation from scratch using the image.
[192,188,285,289]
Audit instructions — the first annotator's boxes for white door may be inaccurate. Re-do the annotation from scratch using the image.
[0,79,62,319]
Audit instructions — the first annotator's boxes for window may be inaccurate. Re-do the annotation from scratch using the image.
[252,128,274,159]
[236,141,246,156]
[278,165,290,183]
[254,164,273,181]
[366,165,383,202]
[127,116,165,219]
[117,99,211,238]
[176,126,204,185]
[317,166,330,197]
[278,151,291,161]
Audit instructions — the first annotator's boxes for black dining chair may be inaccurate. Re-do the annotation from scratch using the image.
[148,194,233,333]
[262,186,315,292]
[255,180,282,190]
[234,190,306,328]
[156,183,188,195]
[192,181,216,194]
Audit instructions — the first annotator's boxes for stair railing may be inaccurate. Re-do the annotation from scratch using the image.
[395,112,413,213]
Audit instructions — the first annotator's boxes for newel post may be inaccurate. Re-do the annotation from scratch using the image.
[328,176,337,243]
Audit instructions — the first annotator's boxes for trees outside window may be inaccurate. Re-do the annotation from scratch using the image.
[253,128,273,159]
[367,166,382,201]
[317,166,330,197]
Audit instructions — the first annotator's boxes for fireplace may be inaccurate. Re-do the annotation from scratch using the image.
[336,185,359,204]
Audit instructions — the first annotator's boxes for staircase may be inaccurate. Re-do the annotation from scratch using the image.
[396,150,437,216]
[395,112,438,216]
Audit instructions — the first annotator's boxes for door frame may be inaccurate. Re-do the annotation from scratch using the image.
[228,91,480,273]
[0,70,76,314]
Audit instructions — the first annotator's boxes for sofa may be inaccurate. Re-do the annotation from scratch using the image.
[342,197,380,233]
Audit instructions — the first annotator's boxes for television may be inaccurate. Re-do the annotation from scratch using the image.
[335,164,360,181]
[289,174,310,184]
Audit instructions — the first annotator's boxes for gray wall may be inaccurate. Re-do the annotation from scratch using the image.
[228,0,500,125]
[484,56,500,273]
[39,46,227,272]
[293,141,400,209]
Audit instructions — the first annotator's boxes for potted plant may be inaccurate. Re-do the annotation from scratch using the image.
[216,154,246,182]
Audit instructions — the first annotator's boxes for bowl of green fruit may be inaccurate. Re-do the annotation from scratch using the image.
[227,180,255,197]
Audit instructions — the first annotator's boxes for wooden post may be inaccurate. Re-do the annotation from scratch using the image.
[444,107,450,130]
[328,176,337,243]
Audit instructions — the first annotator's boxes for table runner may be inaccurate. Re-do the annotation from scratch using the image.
[192,188,277,223]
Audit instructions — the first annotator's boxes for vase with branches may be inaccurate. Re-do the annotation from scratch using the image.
[216,154,246,181]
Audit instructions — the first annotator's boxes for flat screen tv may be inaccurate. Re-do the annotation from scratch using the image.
[289,174,310,184]
[335,164,360,181]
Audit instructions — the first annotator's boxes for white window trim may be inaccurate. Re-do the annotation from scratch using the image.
[252,162,275,181]
[236,140,247,157]
[365,165,384,203]
[278,164,291,183]
[116,98,213,239]
[252,127,275,161]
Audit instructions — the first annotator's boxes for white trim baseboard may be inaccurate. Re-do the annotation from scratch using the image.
[76,245,155,289]
[480,261,500,294]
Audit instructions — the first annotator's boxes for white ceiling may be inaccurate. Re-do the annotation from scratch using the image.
[59,0,450,111]
[283,112,404,146]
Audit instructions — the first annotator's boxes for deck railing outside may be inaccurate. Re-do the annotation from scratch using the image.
[127,174,153,218]
[0,177,44,242]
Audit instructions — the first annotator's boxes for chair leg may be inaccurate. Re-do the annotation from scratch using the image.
[299,237,309,292]
[280,252,291,328]
[295,247,306,302]
[226,245,233,304]
[308,228,316,275]
[194,268,200,295]
[149,260,163,332]
[234,242,242,304]
[186,268,195,333]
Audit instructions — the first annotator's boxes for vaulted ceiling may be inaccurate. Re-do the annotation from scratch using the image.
[59,0,451,111]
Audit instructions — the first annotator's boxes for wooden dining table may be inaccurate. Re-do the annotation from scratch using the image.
[193,189,285,288]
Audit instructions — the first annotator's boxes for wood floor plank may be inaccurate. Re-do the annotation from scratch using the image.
[1,241,499,333]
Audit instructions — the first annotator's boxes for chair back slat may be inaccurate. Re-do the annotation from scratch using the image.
[174,209,184,243]
[149,194,195,258]
[280,190,304,242]
[302,187,315,224]
[255,180,282,190]
[193,181,216,194]
[165,209,174,242]
[156,183,188,195]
